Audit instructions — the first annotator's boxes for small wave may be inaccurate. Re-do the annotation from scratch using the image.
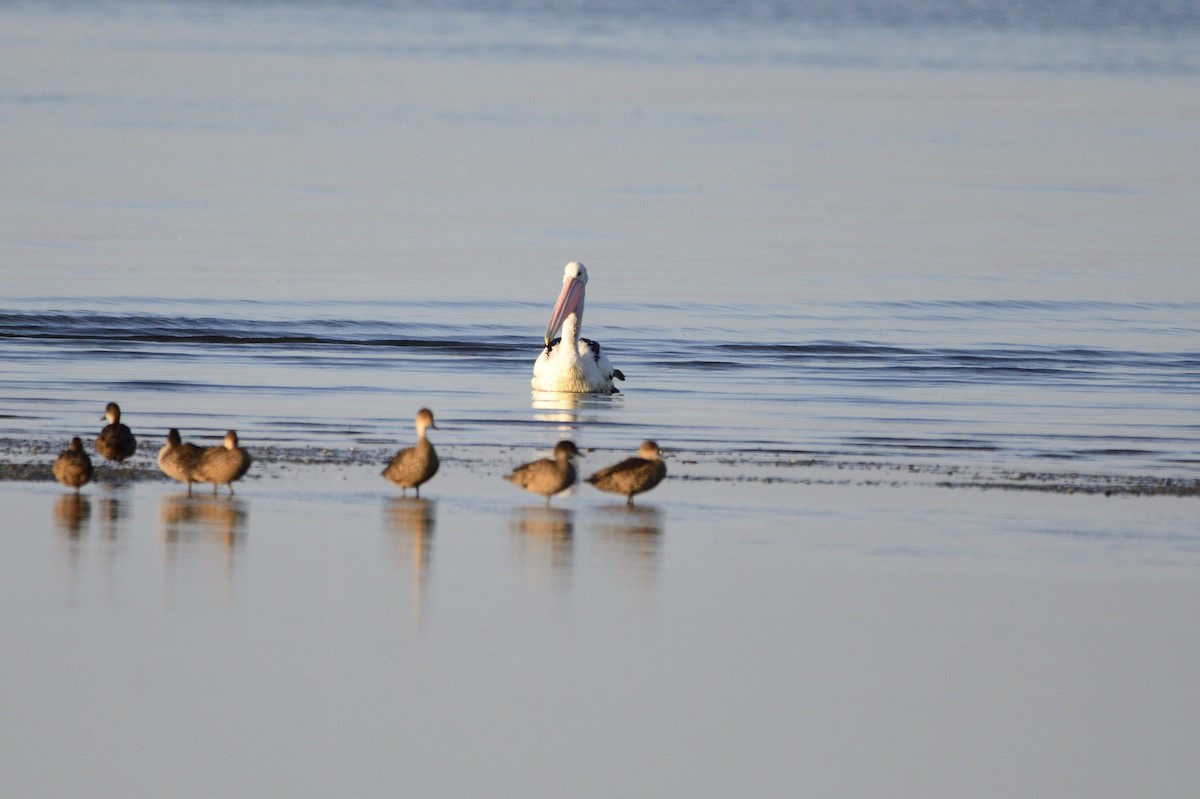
[849,437,1002,453]
[716,342,918,357]
[4,309,1197,393]
[2,300,1197,479]
[0,311,537,356]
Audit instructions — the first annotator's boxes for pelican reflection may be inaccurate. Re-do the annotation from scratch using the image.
[530,390,621,429]
[53,493,91,538]
[385,497,436,620]
[531,390,582,425]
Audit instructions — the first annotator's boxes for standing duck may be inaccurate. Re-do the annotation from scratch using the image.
[158,428,204,493]
[505,440,582,504]
[192,430,252,494]
[96,402,137,463]
[382,408,440,498]
[52,437,94,492]
[586,440,667,505]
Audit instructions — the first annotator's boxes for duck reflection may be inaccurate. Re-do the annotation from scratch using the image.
[594,503,664,539]
[53,493,92,539]
[159,492,247,552]
[52,492,130,587]
[385,497,436,545]
[384,497,436,618]
[96,494,129,541]
[511,505,574,575]
[593,504,664,586]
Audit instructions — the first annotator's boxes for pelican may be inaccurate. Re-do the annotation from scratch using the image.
[158,428,204,494]
[96,402,137,463]
[192,430,252,495]
[532,261,624,394]
[382,408,439,497]
[52,437,94,492]
[504,440,582,503]
[586,440,667,505]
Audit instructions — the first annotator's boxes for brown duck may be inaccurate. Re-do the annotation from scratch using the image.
[505,440,582,504]
[192,430,252,494]
[95,402,137,463]
[382,408,439,497]
[52,437,94,492]
[586,440,667,505]
[158,428,204,493]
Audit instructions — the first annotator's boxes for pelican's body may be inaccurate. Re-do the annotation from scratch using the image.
[505,440,582,503]
[96,402,137,463]
[586,440,667,505]
[383,408,439,497]
[158,428,204,493]
[52,437,94,492]
[192,430,252,494]
[532,261,624,394]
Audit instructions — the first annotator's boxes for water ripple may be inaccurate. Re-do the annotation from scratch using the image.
[1,299,1197,476]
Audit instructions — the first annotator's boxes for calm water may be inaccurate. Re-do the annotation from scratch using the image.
[3,1,1200,796]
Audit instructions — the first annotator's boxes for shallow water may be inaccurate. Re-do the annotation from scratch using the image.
[3,1,1200,796]
[4,469,1200,797]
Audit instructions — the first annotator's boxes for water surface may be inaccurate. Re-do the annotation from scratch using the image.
[1,297,1198,484]
[2,2,1200,797]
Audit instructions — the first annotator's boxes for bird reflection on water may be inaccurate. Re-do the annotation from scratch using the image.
[530,390,622,430]
[159,493,247,552]
[384,497,436,620]
[593,504,664,589]
[96,495,129,541]
[53,493,91,539]
[593,503,664,541]
[511,505,574,576]
[50,491,127,542]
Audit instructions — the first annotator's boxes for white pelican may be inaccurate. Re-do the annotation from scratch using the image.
[531,261,625,394]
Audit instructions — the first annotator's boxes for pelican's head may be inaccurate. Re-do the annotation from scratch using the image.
[563,261,588,285]
[545,261,589,346]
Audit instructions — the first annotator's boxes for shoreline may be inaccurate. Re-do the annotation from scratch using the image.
[4,439,1198,497]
